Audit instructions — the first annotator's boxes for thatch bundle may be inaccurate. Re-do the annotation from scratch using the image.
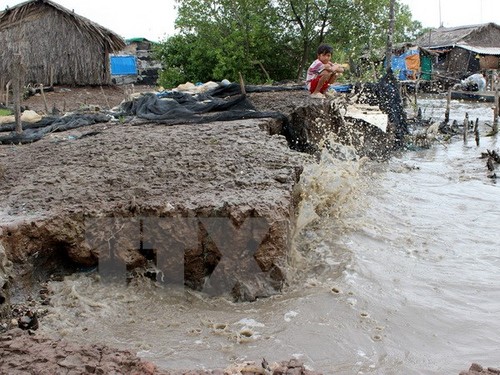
[0,0,126,86]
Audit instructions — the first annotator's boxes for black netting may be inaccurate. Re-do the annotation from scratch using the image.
[0,84,305,144]
[0,114,111,144]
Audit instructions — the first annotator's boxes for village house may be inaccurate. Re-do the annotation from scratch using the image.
[388,43,437,81]
[414,22,500,88]
[110,37,162,85]
[0,0,125,87]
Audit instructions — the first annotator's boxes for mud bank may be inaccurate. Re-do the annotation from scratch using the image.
[0,87,398,374]
[0,90,394,305]
[0,117,310,303]
[0,328,322,375]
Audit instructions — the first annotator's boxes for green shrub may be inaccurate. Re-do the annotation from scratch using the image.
[0,108,12,116]
[158,67,187,90]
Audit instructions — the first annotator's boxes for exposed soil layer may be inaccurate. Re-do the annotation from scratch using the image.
[0,328,323,374]
[0,115,309,300]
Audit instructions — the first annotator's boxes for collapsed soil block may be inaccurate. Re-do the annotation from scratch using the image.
[0,119,308,302]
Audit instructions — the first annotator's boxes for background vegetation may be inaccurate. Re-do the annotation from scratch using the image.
[154,0,423,88]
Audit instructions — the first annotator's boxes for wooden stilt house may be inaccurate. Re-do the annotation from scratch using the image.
[414,23,500,82]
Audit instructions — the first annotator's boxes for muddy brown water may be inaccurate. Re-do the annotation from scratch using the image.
[9,96,500,374]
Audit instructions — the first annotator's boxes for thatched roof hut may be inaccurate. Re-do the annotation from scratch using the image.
[415,23,500,50]
[414,23,500,78]
[0,0,126,86]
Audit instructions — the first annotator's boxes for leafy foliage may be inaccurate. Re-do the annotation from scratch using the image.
[0,108,13,116]
[155,0,423,88]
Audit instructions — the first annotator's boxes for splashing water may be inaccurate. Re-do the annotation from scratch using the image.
[39,97,500,374]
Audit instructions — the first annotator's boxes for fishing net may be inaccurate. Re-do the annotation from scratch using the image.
[0,84,303,144]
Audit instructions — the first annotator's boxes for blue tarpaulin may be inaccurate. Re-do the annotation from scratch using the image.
[391,55,407,80]
[110,56,137,75]
[389,48,420,80]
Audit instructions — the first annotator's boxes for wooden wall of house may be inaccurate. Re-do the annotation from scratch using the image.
[0,6,112,86]
[480,55,500,70]
[446,49,480,78]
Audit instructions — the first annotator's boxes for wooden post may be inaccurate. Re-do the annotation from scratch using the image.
[39,84,49,114]
[5,80,11,107]
[100,85,110,109]
[463,112,469,143]
[0,78,4,105]
[444,87,452,124]
[124,86,131,102]
[474,118,480,146]
[239,72,246,96]
[49,66,54,88]
[12,54,23,135]
[414,79,420,117]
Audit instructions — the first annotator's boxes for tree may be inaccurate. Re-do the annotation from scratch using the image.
[163,0,294,85]
[155,0,423,87]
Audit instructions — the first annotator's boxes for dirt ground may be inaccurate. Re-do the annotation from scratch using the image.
[21,84,158,113]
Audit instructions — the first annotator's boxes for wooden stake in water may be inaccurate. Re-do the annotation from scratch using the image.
[444,88,452,124]
[474,118,480,146]
[463,112,469,143]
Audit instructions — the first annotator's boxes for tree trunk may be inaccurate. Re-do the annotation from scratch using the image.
[385,0,396,73]
[296,42,310,81]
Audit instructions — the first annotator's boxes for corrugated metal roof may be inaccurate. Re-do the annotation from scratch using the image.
[457,44,500,55]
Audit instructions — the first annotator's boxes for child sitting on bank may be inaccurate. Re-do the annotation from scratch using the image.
[306,44,345,99]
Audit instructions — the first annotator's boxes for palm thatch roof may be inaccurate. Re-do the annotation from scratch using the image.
[415,23,500,49]
[0,0,125,51]
[0,0,126,85]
